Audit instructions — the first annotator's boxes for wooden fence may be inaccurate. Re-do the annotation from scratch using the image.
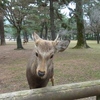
[0,80,100,100]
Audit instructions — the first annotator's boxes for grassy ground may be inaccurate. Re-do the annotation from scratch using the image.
[54,41,100,85]
[0,40,100,99]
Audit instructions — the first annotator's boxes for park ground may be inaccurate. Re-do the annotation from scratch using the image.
[0,40,100,100]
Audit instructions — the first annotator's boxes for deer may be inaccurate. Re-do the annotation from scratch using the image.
[23,38,28,44]
[26,33,70,89]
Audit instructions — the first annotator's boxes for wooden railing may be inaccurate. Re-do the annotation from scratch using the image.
[0,80,100,100]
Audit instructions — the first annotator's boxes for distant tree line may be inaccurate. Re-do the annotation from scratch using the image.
[0,0,100,49]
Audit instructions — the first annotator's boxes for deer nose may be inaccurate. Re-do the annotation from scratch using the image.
[38,70,45,77]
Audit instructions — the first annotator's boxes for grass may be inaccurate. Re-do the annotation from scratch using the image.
[54,40,100,84]
[0,40,100,94]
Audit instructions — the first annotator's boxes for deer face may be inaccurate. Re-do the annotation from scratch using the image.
[33,33,70,79]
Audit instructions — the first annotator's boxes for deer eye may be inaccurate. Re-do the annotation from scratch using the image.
[50,55,54,59]
[36,53,38,57]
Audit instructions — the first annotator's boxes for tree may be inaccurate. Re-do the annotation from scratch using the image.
[37,0,58,40]
[36,3,50,39]
[49,0,73,40]
[89,2,100,44]
[83,0,100,44]
[0,9,5,45]
[74,0,89,48]
[1,0,25,49]
[50,0,56,40]
[0,0,6,45]
[1,0,35,49]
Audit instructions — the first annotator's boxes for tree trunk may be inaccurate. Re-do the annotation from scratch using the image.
[0,10,6,45]
[74,0,89,48]
[50,0,56,40]
[16,30,23,49]
[40,22,45,38]
[23,31,28,42]
[97,33,100,44]
[44,22,48,40]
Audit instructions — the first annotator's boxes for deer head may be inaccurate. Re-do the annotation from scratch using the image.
[33,33,70,79]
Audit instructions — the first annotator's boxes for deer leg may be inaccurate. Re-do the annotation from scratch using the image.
[51,76,54,86]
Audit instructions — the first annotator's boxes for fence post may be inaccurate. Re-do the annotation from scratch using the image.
[96,96,100,100]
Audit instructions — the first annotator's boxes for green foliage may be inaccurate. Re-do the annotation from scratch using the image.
[2,0,97,42]
[2,0,72,38]
[4,24,17,38]
[0,0,8,8]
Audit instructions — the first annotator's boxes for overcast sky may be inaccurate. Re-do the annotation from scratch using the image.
[61,2,76,17]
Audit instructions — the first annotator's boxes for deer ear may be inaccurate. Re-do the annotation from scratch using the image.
[55,40,70,52]
[33,32,41,42]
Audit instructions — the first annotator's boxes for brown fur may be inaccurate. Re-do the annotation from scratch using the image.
[26,33,70,89]
[26,39,55,89]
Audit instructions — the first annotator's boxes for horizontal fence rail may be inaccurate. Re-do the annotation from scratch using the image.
[0,80,100,100]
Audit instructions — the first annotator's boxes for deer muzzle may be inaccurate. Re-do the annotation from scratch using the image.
[38,70,45,77]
